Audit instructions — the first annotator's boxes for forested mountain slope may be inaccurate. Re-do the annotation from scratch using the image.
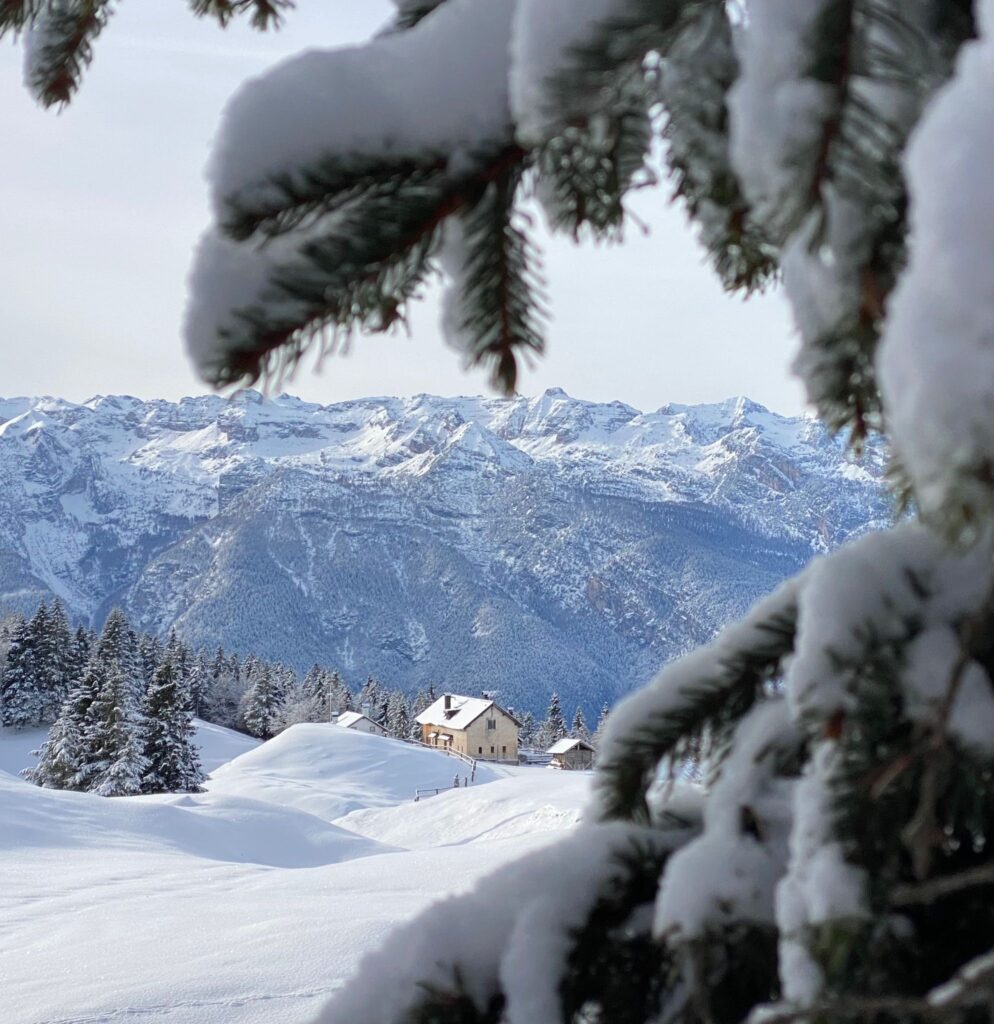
[0,390,887,714]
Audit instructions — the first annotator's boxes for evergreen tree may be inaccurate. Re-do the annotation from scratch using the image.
[88,664,149,797]
[23,700,86,790]
[326,670,349,720]
[385,691,411,740]
[538,691,567,749]
[238,663,283,739]
[143,655,205,794]
[517,710,537,749]
[71,624,92,675]
[357,675,385,721]
[0,615,42,728]
[570,705,590,743]
[187,650,211,719]
[138,633,162,689]
[95,608,140,688]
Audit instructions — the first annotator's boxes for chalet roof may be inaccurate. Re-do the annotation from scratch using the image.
[337,711,377,730]
[416,694,520,731]
[547,737,595,754]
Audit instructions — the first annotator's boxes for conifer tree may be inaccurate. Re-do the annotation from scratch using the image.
[88,664,149,797]
[0,614,42,728]
[539,691,567,749]
[238,663,283,739]
[326,670,349,720]
[517,710,537,749]
[44,598,74,721]
[143,655,205,794]
[385,691,411,740]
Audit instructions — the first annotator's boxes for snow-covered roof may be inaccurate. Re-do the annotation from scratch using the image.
[547,737,595,754]
[416,694,519,731]
[337,711,377,730]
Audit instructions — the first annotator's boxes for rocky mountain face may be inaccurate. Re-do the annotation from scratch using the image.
[0,389,888,716]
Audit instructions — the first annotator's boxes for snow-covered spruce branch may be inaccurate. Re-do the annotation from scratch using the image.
[510,0,687,149]
[659,1,776,294]
[188,0,292,30]
[188,144,531,390]
[592,577,800,824]
[22,0,116,107]
[440,168,548,392]
[731,0,975,443]
[218,153,450,243]
[532,65,655,241]
[877,4,994,541]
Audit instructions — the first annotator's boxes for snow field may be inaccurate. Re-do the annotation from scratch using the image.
[1,721,590,1024]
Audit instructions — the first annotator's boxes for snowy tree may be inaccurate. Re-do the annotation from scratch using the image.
[143,655,205,794]
[29,655,106,791]
[87,664,149,798]
[238,663,284,739]
[0,615,42,728]
[516,710,537,750]
[385,691,411,740]
[138,633,162,689]
[326,670,350,720]
[537,691,567,749]
[95,608,140,687]
[43,599,75,721]
[570,705,590,743]
[357,676,386,722]
[9,1,994,1022]
[187,650,211,719]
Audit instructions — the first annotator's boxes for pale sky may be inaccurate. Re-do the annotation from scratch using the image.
[0,1,806,415]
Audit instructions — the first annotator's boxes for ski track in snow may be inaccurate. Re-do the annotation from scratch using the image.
[2,722,591,1024]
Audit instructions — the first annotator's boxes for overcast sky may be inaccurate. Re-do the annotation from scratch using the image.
[0,1,806,415]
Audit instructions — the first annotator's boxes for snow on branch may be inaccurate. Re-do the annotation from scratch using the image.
[205,0,517,223]
[877,0,994,538]
[660,1,776,293]
[655,698,801,941]
[510,0,682,148]
[23,0,116,107]
[592,576,800,824]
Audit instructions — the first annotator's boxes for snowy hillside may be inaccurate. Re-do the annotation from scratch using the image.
[0,390,888,714]
[1,723,590,1024]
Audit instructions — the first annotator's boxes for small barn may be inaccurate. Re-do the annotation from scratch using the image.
[416,693,520,762]
[548,737,596,770]
[336,711,389,737]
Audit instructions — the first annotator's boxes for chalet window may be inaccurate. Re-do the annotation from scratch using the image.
[487,719,496,730]
[490,746,495,754]
[502,746,507,754]
[478,747,483,754]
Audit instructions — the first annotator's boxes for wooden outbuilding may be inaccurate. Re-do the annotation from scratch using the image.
[547,737,596,770]
[416,693,520,762]
[336,711,389,737]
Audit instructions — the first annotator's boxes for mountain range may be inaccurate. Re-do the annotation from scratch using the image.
[0,389,889,716]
